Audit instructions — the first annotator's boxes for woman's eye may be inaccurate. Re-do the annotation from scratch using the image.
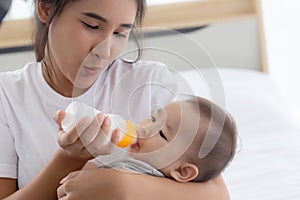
[151,115,156,122]
[82,22,99,30]
[159,130,168,141]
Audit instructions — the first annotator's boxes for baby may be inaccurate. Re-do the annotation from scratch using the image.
[95,95,237,183]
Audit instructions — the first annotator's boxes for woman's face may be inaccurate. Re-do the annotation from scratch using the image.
[47,0,137,89]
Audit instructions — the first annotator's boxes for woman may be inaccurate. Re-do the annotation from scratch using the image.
[0,0,229,199]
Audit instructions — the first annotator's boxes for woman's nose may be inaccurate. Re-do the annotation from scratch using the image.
[91,37,111,59]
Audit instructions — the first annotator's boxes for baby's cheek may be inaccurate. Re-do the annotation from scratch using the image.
[139,118,151,127]
[146,141,167,153]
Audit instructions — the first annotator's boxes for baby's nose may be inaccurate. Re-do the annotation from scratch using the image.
[136,126,154,139]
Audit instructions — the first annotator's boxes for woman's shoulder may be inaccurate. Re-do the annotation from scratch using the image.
[0,62,40,86]
[0,62,39,77]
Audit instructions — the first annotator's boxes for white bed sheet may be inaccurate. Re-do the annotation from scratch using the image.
[179,68,300,200]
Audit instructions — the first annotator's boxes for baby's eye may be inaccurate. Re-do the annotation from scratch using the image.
[159,130,168,141]
[151,115,156,122]
[113,32,128,38]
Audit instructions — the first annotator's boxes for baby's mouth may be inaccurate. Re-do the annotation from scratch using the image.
[129,128,144,153]
[129,138,140,153]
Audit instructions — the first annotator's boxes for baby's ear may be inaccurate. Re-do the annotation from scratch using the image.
[36,0,52,23]
[169,163,198,183]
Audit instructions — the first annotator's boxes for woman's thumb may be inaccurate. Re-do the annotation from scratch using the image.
[53,110,66,129]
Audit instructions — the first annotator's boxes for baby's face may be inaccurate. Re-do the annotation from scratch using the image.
[129,101,200,169]
[129,101,180,154]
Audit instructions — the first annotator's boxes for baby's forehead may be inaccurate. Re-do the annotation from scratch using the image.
[165,101,207,133]
[163,101,200,120]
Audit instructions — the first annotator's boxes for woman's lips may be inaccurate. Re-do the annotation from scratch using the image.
[83,66,100,76]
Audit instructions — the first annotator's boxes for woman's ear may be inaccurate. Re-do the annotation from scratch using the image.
[169,163,199,183]
[36,0,52,23]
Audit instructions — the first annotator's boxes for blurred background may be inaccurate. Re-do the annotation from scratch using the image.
[1,0,300,124]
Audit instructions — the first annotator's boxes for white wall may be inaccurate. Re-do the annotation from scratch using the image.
[0,18,260,72]
[1,0,261,72]
[0,51,35,72]
[260,0,300,123]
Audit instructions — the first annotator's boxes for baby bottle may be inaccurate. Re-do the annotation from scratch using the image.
[62,101,136,148]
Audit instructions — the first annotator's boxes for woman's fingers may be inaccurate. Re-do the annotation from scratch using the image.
[57,116,90,148]
[110,129,120,145]
[53,110,66,130]
[84,116,115,156]
[57,170,93,200]
[58,171,82,199]
[79,113,106,146]
[83,116,121,156]
[58,196,68,200]
[56,110,119,159]
[57,183,67,199]
[90,116,111,145]
[102,129,120,153]
[60,170,82,184]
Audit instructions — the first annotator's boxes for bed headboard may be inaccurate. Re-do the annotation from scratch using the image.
[0,0,267,72]
[140,0,267,73]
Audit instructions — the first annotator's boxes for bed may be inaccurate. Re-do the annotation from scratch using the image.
[1,0,300,199]
[180,68,300,200]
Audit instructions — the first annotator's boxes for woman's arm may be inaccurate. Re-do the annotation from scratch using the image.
[0,179,17,199]
[2,149,86,200]
[57,168,229,200]
[1,110,117,200]
[131,174,230,200]
[0,110,87,199]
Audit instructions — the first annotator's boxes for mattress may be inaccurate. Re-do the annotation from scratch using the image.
[179,68,300,200]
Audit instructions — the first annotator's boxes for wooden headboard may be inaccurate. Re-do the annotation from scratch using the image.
[0,0,267,72]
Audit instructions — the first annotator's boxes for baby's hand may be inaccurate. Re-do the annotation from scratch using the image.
[53,110,119,161]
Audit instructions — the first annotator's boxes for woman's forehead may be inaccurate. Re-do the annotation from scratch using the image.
[69,0,137,24]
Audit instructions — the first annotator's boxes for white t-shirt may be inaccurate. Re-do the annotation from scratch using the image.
[0,59,178,188]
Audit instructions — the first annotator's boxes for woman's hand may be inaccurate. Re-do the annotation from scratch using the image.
[54,110,120,161]
[57,168,229,200]
[57,169,130,200]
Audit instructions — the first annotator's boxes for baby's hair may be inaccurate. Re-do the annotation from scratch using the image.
[185,96,237,182]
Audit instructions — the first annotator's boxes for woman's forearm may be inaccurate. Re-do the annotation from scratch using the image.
[56,168,229,200]
[4,149,86,200]
[127,174,230,200]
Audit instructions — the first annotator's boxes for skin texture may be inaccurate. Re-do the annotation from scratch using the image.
[42,0,136,97]
[0,0,230,199]
[129,101,200,182]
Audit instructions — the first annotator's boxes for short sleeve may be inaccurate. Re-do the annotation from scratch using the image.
[0,85,18,179]
[150,62,195,108]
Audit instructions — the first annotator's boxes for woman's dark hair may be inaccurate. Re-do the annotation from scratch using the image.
[34,0,146,62]
[0,0,12,24]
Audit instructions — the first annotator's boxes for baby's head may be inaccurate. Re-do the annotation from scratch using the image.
[129,96,237,182]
